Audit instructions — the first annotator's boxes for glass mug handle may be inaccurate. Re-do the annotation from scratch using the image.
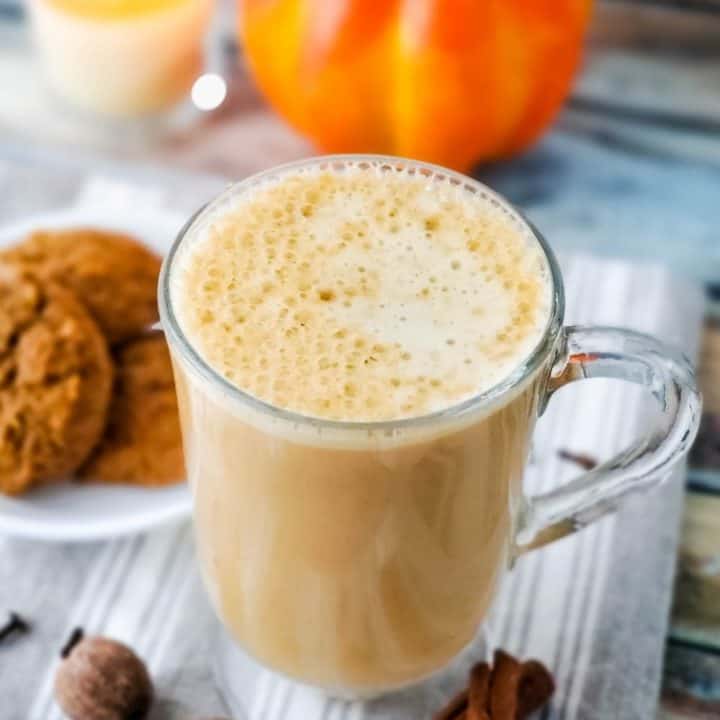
[515,325,702,556]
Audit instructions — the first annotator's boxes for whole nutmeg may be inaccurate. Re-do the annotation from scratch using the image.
[54,628,153,720]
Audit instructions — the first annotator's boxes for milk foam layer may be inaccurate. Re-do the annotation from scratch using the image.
[173,163,551,421]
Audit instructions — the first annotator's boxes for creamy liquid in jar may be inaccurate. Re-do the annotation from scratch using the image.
[30,0,213,116]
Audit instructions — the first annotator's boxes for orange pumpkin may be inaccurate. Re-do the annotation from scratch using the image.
[240,0,592,171]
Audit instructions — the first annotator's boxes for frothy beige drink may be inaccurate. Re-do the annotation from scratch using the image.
[170,161,553,693]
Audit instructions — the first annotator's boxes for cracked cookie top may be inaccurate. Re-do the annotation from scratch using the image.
[0,267,113,494]
[1,229,162,345]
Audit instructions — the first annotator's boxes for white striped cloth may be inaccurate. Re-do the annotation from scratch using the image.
[0,177,704,720]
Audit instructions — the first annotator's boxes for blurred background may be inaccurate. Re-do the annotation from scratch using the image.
[1,0,718,272]
[1,1,719,717]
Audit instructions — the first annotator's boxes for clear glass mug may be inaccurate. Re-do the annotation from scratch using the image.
[158,155,701,705]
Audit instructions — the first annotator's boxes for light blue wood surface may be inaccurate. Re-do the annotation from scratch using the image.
[479,124,720,283]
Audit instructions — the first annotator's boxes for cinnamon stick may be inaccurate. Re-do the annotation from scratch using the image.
[557,449,598,471]
[518,660,555,717]
[467,662,491,720]
[432,651,555,720]
[489,650,522,720]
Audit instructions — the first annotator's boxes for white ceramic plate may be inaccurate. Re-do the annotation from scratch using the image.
[0,203,193,542]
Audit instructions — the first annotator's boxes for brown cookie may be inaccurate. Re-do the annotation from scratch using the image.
[80,333,184,486]
[0,268,113,495]
[1,228,162,345]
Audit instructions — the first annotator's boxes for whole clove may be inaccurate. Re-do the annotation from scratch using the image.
[0,612,30,644]
[60,627,84,658]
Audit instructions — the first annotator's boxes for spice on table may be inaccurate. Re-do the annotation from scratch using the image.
[518,660,556,717]
[558,448,599,471]
[0,612,30,644]
[489,651,522,720]
[60,627,84,658]
[433,651,555,720]
[467,661,491,720]
[55,627,153,720]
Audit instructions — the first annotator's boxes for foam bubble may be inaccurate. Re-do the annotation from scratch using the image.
[173,162,551,421]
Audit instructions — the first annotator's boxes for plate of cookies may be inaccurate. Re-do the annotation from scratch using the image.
[0,204,193,541]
